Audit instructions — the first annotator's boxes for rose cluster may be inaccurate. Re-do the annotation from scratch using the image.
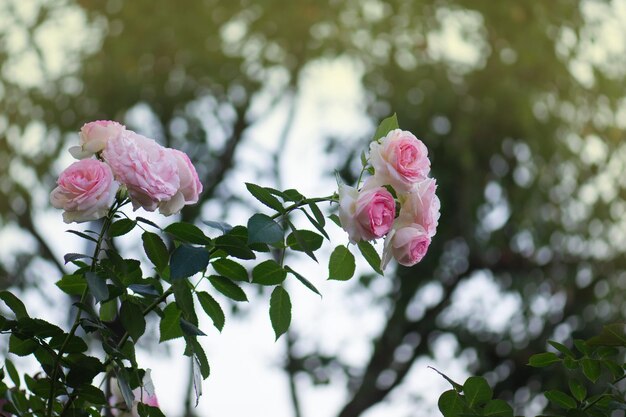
[50,121,202,223]
[338,129,440,269]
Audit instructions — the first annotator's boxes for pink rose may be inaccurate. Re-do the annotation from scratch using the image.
[102,130,180,212]
[69,120,125,159]
[369,129,430,192]
[381,225,431,269]
[158,149,203,215]
[111,380,159,417]
[50,159,118,223]
[338,183,395,242]
[397,178,440,237]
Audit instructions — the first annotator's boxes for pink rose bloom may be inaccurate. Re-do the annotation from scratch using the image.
[50,159,118,223]
[69,120,125,159]
[338,183,395,242]
[397,178,440,237]
[381,225,431,269]
[369,129,430,192]
[158,148,203,215]
[102,130,180,212]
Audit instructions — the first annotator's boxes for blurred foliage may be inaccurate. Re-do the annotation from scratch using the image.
[1,0,626,415]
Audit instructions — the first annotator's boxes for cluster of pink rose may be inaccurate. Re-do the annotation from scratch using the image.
[50,121,202,223]
[338,129,440,269]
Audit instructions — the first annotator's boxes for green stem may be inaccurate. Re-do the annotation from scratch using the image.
[271,196,337,220]
[47,203,118,417]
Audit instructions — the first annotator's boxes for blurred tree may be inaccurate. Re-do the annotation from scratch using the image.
[1,0,625,416]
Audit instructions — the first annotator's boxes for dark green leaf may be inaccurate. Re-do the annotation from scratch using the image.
[202,220,233,234]
[247,213,284,245]
[115,370,135,409]
[587,324,626,347]
[286,230,323,253]
[285,266,321,297]
[159,303,183,342]
[188,338,210,380]
[463,376,492,408]
[528,352,560,368]
[212,258,248,282]
[568,379,586,402]
[245,183,284,212]
[438,390,464,417]
[545,390,577,409]
[66,355,104,388]
[180,318,206,336]
[129,284,160,297]
[5,359,20,388]
[300,208,330,240]
[137,403,166,417]
[78,385,107,405]
[581,358,601,383]
[0,291,28,319]
[548,341,575,358]
[173,280,197,324]
[252,260,287,286]
[49,333,88,353]
[99,299,118,322]
[16,318,63,338]
[357,240,383,275]
[308,202,325,227]
[372,113,399,141]
[142,232,169,272]
[9,335,37,356]
[164,223,212,245]
[209,276,248,302]
[283,189,305,202]
[56,274,87,296]
[120,302,146,342]
[214,235,255,260]
[136,217,160,229]
[170,245,210,280]
[66,229,98,243]
[196,291,225,332]
[85,271,109,303]
[109,219,136,237]
[269,286,291,340]
[328,214,341,227]
[328,245,355,281]
[483,399,514,417]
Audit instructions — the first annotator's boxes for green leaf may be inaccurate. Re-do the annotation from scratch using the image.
[548,341,575,358]
[0,291,28,319]
[159,303,183,342]
[120,301,146,342]
[568,379,586,402]
[49,333,88,353]
[463,376,492,408]
[5,359,20,388]
[300,208,330,240]
[357,240,383,275]
[483,399,514,417]
[136,216,160,229]
[209,276,248,302]
[169,245,210,280]
[142,232,169,272]
[212,258,248,282]
[63,253,92,264]
[78,385,107,405]
[328,214,341,227]
[269,286,291,340]
[129,284,160,297]
[308,202,325,227]
[55,274,87,296]
[328,245,356,281]
[180,318,206,336]
[373,113,399,141]
[214,235,256,260]
[587,324,626,347]
[66,229,98,243]
[109,219,136,237]
[137,403,166,417]
[581,358,601,383]
[252,260,287,286]
[99,299,118,322]
[283,189,305,202]
[173,280,197,324]
[247,213,284,245]
[528,352,560,368]
[202,220,233,234]
[16,318,63,338]
[9,335,37,356]
[115,370,135,409]
[66,355,104,388]
[196,291,225,332]
[286,230,323,253]
[188,338,211,380]
[544,390,577,409]
[164,223,212,245]
[85,271,109,303]
[285,266,321,297]
[245,183,284,212]
[438,390,464,417]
